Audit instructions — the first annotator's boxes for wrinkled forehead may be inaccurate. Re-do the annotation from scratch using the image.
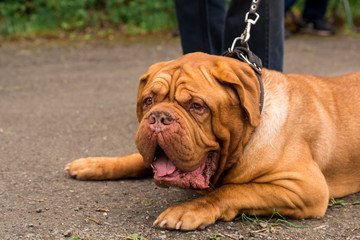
[142,63,227,103]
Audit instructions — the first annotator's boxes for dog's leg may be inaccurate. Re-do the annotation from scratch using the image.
[153,162,329,230]
[65,153,152,180]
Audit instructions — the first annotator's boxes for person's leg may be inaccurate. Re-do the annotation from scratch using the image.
[300,0,336,36]
[224,0,284,72]
[174,0,226,55]
[207,0,226,55]
[302,0,329,22]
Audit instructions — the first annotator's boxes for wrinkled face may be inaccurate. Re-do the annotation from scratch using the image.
[135,53,260,189]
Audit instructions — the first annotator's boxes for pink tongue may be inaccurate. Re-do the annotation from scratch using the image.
[153,151,176,177]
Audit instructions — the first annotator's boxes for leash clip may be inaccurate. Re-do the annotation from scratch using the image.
[238,52,262,75]
[240,12,259,44]
[229,0,261,52]
[229,37,248,53]
[229,11,260,53]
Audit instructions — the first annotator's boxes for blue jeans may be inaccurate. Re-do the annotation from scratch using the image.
[285,0,329,22]
[174,0,284,72]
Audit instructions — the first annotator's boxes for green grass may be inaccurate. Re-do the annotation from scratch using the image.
[328,198,360,207]
[0,0,177,39]
[328,198,347,207]
[240,209,308,229]
[207,234,222,240]
[117,233,147,240]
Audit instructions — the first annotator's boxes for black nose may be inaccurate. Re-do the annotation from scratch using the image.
[148,111,174,125]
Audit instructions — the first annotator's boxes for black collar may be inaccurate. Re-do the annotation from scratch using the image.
[221,47,264,114]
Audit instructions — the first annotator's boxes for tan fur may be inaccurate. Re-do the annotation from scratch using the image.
[66,52,360,230]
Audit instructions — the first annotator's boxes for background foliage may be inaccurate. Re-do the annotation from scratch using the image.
[0,0,359,39]
[0,0,177,38]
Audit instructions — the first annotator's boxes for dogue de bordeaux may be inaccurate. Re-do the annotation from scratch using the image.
[65,52,360,230]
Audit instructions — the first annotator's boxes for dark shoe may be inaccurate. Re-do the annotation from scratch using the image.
[300,20,336,36]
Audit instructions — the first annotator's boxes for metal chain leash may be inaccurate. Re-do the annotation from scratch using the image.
[229,0,261,52]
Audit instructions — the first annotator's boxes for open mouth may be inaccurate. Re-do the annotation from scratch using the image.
[151,146,217,189]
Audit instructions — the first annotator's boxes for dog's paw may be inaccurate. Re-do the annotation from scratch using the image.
[153,200,217,230]
[65,157,110,180]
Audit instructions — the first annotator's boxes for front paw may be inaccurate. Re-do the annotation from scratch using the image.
[65,157,109,180]
[153,199,217,230]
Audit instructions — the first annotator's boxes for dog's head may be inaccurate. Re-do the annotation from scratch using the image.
[135,52,261,189]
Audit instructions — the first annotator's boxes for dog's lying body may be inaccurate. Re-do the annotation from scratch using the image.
[66,52,360,230]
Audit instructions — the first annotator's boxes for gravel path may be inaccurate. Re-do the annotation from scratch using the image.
[0,35,359,239]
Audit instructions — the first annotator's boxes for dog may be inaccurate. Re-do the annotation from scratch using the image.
[65,52,360,230]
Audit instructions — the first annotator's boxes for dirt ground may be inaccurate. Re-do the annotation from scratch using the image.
[0,35,360,240]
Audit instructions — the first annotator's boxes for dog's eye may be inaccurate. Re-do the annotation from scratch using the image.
[190,102,207,115]
[192,103,202,109]
[144,97,153,106]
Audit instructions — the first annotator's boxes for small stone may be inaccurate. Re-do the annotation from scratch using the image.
[64,230,72,237]
[36,209,42,213]
[74,206,83,211]
[158,235,166,240]
[259,222,268,228]
[28,223,34,228]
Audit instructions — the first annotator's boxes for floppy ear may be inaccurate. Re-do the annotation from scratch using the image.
[136,61,169,122]
[211,59,261,127]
